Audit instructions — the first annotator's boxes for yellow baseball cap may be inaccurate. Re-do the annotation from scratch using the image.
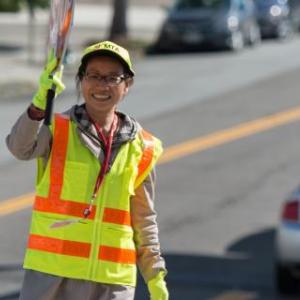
[81,40,135,76]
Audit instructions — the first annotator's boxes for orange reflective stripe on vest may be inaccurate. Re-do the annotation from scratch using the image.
[34,114,97,219]
[34,120,154,221]
[34,196,96,219]
[28,234,136,264]
[28,234,91,258]
[137,129,154,179]
[26,115,161,285]
[102,208,131,226]
[99,245,136,264]
[49,114,69,199]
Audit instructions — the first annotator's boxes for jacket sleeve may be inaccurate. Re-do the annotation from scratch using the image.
[6,108,51,160]
[131,168,167,283]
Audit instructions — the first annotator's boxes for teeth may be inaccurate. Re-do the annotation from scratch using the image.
[92,94,110,100]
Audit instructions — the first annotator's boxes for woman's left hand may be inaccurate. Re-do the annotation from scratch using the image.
[147,271,169,300]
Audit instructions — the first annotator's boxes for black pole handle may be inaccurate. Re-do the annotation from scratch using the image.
[44,88,56,126]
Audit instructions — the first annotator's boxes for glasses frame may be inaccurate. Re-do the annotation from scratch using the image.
[83,72,129,87]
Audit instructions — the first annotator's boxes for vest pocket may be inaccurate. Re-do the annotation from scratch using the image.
[30,212,93,243]
[60,161,90,202]
[96,225,137,285]
[100,225,135,253]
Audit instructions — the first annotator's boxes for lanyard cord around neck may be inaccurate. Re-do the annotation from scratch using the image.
[83,113,118,218]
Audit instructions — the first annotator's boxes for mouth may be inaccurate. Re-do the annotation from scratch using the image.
[91,93,111,102]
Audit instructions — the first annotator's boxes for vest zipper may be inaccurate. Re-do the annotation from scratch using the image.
[87,179,106,280]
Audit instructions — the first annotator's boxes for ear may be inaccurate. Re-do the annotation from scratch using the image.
[123,77,134,95]
[126,77,134,88]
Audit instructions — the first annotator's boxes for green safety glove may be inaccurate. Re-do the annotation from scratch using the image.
[147,271,169,300]
[32,50,65,110]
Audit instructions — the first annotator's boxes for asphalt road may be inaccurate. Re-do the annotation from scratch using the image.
[2,38,300,299]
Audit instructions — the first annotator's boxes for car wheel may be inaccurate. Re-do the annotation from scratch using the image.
[247,24,261,47]
[276,264,299,295]
[276,21,293,39]
[152,38,171,54]
[228,30,244,51]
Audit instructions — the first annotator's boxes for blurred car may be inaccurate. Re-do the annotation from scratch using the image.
[254,0,293,39]
[153,0,261,52]
[289,0,300,31]
[275,186,300,294]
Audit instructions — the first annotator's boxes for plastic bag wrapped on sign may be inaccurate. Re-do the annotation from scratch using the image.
[48,0,74,68]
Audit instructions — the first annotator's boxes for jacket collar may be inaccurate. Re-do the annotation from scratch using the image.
[70,104,138,147]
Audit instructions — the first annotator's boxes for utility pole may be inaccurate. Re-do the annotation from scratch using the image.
[109,0,128,45]
[26,0,37,63]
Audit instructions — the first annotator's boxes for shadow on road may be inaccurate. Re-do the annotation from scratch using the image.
[0,44,22,53]
[136,228,298,299]
[1,228,299,300]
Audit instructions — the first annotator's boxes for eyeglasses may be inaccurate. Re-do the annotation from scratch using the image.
[84,72,128,86]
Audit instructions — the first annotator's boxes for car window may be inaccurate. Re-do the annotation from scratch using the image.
[174,0,230,10]
[233,0,245,9]
[232,0,253,11]
[254,0,287,7]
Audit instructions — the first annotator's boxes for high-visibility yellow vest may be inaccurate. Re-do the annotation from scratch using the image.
[23,114,162,286]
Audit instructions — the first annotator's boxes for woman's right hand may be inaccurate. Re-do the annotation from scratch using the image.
[32,50,65,111]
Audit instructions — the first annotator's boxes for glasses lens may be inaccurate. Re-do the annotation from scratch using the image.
[85,73,125,86]
[107,76,122,85]
[87,74,97,84]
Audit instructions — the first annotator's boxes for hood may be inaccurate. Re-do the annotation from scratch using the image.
[69,104,138,147]
[168,7,228,23]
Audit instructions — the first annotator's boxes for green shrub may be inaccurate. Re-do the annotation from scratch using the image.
[27,0,49,9]
[0,0,21,12]
[0,0,49,12]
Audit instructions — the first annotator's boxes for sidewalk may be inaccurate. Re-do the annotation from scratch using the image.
[0,3,165,99]
[0,4,165,36]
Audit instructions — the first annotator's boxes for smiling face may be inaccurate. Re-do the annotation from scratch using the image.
[80,55,133,119]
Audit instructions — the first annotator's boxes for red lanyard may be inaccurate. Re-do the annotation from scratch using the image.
[83,114,118,218]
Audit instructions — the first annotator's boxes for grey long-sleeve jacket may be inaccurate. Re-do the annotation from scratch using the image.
[6,104,166,300]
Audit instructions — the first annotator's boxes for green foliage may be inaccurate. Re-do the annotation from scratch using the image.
[0,0,21,12]
[0,0,49,12]
[27,0,49,9]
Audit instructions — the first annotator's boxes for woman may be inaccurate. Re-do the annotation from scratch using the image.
[6,41,168,300]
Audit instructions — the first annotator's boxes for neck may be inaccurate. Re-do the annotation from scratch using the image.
[86,107,116,134]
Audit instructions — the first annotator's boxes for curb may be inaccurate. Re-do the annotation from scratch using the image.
[0,81,35,101]
[0,291,19,300]
[0,43,148,101]
[0,264,22,300]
